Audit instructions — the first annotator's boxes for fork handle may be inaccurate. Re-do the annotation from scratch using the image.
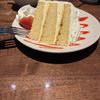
[0,27,7,34]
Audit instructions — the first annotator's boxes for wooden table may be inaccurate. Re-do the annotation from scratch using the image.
[0,0,100,100]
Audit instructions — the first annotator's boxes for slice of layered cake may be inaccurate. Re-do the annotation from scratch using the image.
[28,1,80,47]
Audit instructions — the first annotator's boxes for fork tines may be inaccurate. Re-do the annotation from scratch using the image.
[10,27,29,35]
[0,26,29,35]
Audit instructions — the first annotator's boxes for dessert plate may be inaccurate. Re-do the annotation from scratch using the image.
[12,6,100,53]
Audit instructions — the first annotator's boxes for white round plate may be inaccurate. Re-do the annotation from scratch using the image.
[12,7,100,53]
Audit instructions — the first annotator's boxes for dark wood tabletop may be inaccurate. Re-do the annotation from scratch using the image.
[0,0,100,100]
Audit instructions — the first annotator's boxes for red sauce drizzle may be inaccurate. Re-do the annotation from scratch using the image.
[39,45,63,49]
[69,43,80,46]
[79,17,88,21]
[80,24,88,28]
[24,39,63,49]
[24,39,38,45]
[81,31,89,34]
[77,37,85,41]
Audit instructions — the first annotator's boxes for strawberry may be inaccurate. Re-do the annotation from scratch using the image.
[19,16,33,30]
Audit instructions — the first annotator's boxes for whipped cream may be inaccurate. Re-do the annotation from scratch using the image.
[16,5,35,20]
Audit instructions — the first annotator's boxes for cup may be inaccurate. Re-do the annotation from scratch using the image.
[80,0,100,4]
[14,0,38,7]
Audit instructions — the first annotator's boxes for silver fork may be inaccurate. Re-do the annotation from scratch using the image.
[0,38,16,49]
[0,26,29,35]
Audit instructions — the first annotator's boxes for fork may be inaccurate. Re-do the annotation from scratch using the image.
[0,26,29,36]
[0,38,16,49]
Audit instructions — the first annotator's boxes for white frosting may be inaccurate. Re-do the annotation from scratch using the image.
[68,4,80,44]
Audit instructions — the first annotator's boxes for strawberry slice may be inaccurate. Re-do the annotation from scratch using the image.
[19,16,33,30]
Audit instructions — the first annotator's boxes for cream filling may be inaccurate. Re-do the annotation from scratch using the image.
[53,3,64,44]
[38,2,49,41]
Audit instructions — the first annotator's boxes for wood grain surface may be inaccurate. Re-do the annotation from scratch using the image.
[0,0,100,100]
